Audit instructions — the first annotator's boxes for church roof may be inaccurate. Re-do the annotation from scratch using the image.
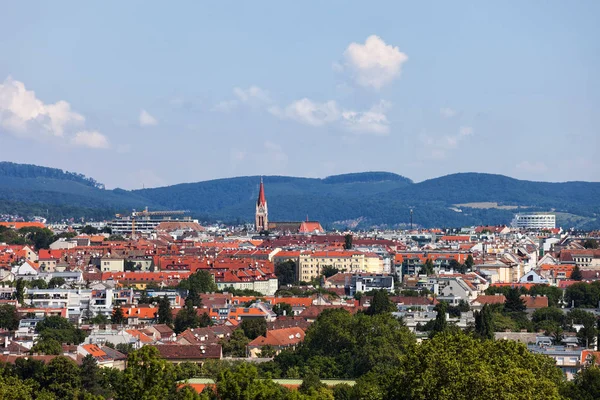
[257,178,267,206]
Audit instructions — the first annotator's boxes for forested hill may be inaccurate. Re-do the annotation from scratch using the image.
[0,162,598,229]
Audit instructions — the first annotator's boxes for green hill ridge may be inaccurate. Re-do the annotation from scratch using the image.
[0,162,598,229]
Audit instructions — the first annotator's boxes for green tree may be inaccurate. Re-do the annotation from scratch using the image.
[187,286,203,308]
[367,289,396,316]
[292,308,415,378]
[275,261,297,286]
[464,254,474,271]
[80,354,101,395]
[571,265,583,281]
[31,338,63,355]
[241,318,267,340]
[583,239,599,249]
[80,225,99,235]
[90,313,109,325]
[565,282,600,308]
[272,302,293,317]
[221,328,250,357]
[344,234,353,250]
[568,309,599,348]
[178,270,218,293]
[430,302,449,336]
[384,332,564,400]
[35,316,86,344]
[532,307,565,326]
[564,365,600,399]
[419,259,434,275]
[44,356,82,399]
[158,295,174,325]
[47,277,66,288]
[474,304,494,340]
[0,374,34,400]
[15,278,25,305]
[111,306,125,324]
[0,304,20,330]
[504,288,526,313]
[28,278,48,289]
[174,299,202,334]
[117,346,179,400]
[321,265,340,278]
[299,371,325,395]
[216,362,291,400]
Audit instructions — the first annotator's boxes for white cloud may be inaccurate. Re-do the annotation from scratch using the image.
[234,86,271,104]
[271,97,392,135]
[71,131,110,149]
[342,100,391,135]
[212,100,238,112]
[440,107,457,118]
[459,126,473,137]
[213,85,271,112]
[342,35,408,90]
[269,98,340,126]
[0,76,84,138]
[420,126,475,159]
[516,161,548,174]
[139,109,157,126]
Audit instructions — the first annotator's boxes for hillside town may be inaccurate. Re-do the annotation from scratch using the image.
[0,179,599,396]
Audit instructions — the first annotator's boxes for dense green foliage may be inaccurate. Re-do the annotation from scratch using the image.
[275,261,297,286]
[35,316,86,345]
[1,162,599,228]
[178,270,218,293]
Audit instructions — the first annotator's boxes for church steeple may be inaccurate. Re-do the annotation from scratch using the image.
[255,177,268,232]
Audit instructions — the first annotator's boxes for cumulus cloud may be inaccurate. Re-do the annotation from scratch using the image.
[139,109,157,126]
[71,131,110,149]
[213,85,271,112]
[440,107,457,118]
[420,126,475,159]
[342,100,391,135]
[0,76,84,138]
[269,98,340,126]
[0,76,110,150]
[270,97,392,135]
[341,35,408,90]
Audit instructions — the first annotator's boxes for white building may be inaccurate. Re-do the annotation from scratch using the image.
[512,214,556,230]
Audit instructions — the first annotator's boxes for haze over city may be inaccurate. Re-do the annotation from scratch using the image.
[1,1,599,189]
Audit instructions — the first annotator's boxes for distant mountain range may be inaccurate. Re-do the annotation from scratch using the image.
[0,161,598,229]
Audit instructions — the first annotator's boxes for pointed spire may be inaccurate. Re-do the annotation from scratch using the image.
[257,177,266,206]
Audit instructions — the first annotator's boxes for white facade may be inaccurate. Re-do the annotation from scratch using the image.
[512,214,556,230]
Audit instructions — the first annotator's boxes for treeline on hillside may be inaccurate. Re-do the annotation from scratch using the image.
[322,172,412,185]
[0,162,104,189]
[0,200,118,221]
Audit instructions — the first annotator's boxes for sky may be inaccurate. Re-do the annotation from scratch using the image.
[0,1,598,189]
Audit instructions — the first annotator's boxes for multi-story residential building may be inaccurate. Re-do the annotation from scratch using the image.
[108,208,194,235]
[512,213,556,230]
[298,251,384,282]
[323,273,394,296]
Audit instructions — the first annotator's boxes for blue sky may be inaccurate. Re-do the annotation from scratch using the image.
[0,1,598,189]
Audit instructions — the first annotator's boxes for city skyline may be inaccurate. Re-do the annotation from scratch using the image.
[0,1,599,189]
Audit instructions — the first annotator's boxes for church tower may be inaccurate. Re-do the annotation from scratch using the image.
[255,177,268,232]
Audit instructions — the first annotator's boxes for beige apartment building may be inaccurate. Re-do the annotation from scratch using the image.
[298,251,384,282]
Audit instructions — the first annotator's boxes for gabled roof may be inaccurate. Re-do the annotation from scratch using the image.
[248,327,305,347]
[151,344,221,360]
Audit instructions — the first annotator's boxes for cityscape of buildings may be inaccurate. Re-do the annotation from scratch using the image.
[0,178,599,393]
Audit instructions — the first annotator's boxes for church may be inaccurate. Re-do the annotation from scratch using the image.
[255,178,324,234]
